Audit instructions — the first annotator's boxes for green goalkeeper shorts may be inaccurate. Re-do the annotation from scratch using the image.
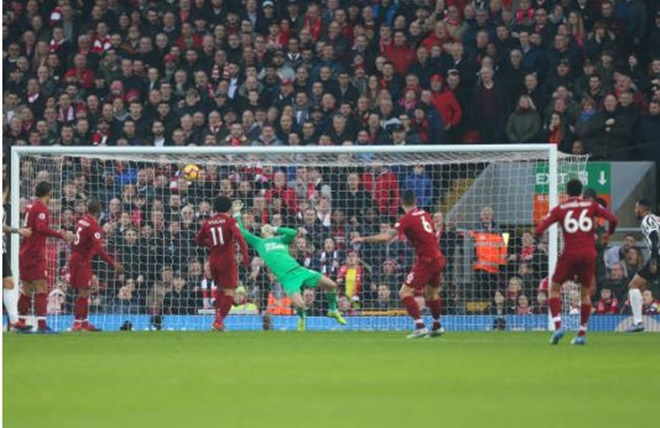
[279,267,323,296]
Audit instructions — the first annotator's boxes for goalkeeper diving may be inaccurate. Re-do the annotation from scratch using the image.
[231,201,347,330]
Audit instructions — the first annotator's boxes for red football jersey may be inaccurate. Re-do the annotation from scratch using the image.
[396,208,443,261]
[71,214,115,264]
[195,213,249,265]
[19,199,63,258]
[535,197,618,253]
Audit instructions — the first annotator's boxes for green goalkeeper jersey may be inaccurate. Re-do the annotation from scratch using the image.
[235,216,300,278]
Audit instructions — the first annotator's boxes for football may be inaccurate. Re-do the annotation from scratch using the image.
[182,164,200,181]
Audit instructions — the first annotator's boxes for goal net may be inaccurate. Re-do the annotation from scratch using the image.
[10,145,587,332]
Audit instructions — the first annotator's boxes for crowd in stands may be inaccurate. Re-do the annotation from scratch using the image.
[3,0,660,319]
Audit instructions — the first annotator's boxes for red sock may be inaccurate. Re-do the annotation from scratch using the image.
[34,293,47,329]
[220,294,234,319]
[74,297,89,326]
[214,291,225,321]
[548,296,562,330]
[427,299,442,322]
[18,293,31,319]
[402,296,424,329]
[578,303,591,337]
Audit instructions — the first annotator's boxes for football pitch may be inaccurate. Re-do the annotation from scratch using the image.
[4,332,659,428]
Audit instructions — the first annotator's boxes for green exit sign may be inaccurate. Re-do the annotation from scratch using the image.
[534,162,611,195]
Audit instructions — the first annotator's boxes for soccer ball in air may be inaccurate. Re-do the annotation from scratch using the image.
[182,164,200,181]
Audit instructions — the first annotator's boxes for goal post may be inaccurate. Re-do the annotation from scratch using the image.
[10,144,583,332]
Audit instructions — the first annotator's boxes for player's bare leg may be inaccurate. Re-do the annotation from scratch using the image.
[548,281,565,345]
[625,274,647,332]
[33,279,55,334]
[400,284,427,338]
[316,275,346,325]
[571,282,593,345]
[424,284,444,337]
[212,288,236,331]
[290,292,308,331]
[72,289,101,332]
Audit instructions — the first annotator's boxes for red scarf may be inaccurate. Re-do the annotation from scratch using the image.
[516,8,534,23]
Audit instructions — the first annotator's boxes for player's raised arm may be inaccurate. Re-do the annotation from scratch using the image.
[232,222,250,268]
[594,203,618,236]
[276,226,298,244]
[232,201,261,246]
[352,228,397,244]
[534,207,560,238]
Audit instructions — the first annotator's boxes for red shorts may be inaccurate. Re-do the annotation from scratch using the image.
[404,255,446,290]
[552,251,596,288]
[19,255,47,282]
[209,256,238,289]
[69,255,93,289]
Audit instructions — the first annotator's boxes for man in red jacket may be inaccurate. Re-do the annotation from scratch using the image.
[362,164,400,218]
[384,31,416,77]
[430,74,462,134]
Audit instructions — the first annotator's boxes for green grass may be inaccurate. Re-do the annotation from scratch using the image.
[4,332,660,428]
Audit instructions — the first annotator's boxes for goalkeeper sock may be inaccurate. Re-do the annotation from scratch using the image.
[3,287,19,324]
[18,292,31,320]
[402,296,424,329]
[629,288,643,325]
[578,303,591,337]
[296,307,307,319]
[325,291,338,312]
[34,293,47,329]
[548,296,562,330]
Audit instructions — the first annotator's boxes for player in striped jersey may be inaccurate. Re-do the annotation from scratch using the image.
[625,199,660,332]
[2,186,33,331]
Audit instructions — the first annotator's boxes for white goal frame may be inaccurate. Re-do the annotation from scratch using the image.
[10,144,561,293]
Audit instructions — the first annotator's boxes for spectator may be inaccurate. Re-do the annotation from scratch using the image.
[471,67,510,143]
[595,287,619,315]
[486,290,509,330]
[318,238,342,281]
[402,165,433,211]
[601,263,628,302]
[515,295,533,315]
[337,250,367,309]
[362,164,400,219]
[621,247,644,282]
[505,95,541,143]
[575,94,634,160]
[163,274,195,315]
[604,234,636,270]
[229,287,259,315]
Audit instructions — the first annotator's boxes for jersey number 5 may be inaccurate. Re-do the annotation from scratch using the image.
[74,226,83,245]
[210,226,225,246]
[564,209,593,233]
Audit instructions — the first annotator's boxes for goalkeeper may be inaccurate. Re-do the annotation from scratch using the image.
[232,201,347,331]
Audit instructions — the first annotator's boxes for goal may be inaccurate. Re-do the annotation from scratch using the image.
[9,144,586,332]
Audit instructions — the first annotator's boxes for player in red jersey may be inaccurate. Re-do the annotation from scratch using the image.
[352,190,446,338]
[535,179,618,345]
[16,182,74,333]
[69,200,124,332]
[195,195,249,331]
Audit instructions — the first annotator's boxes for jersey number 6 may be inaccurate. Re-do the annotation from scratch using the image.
[564,209,593,233]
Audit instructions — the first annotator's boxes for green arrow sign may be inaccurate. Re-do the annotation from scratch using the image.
[534,162,610,196]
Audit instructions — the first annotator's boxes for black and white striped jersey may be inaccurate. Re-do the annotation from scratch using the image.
[640,213,660,257]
